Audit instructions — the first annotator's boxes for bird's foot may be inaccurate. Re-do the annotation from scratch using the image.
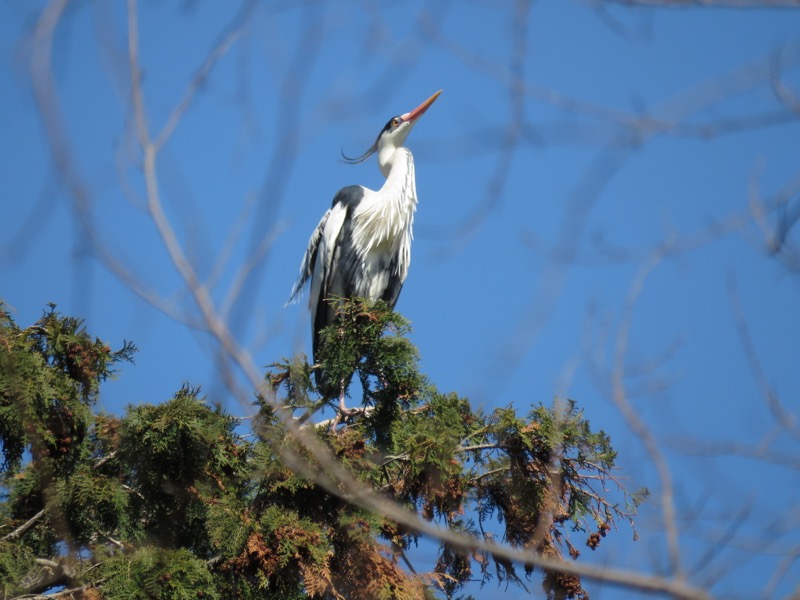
[327,395,374,431]
[338,395,362,418]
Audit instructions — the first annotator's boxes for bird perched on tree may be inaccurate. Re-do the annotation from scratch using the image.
[289,90,441,403]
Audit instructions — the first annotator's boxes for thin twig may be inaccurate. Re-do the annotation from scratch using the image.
[1,509,45,542]
[611,251,684,579]
[728,272,800,440]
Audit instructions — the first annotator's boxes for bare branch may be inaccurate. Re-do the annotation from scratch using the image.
[602,0,800,7]
[762,544,800,599]
[611,251,684,577]
[11,584,88,600]
[1,509,45,543]
[153,19,249,151]
[728,272,800,440]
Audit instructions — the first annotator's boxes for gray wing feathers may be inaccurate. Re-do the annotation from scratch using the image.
[288,186,366,364]
[287,210,331,305]
[310,203,349,361]
[288,186,364,306]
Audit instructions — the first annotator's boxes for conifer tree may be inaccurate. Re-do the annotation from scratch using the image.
[0,300,642,599]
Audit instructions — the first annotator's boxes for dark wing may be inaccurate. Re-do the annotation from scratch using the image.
[298,185,364,361]
[380,253,405,310]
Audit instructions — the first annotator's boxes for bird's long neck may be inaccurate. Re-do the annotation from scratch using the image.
[378,147,417,230]
[378,146,416,208]
[352,147,417,254]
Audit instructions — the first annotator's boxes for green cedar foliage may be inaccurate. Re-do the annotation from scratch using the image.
[0,300,644,599]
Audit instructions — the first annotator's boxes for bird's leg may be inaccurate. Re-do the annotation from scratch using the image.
[327,412,342,432]
[326,378,351,432]
[338,377,358,417]
[336,377,375,426]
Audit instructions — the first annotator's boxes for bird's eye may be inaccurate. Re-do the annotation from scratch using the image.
[391,118,400,127]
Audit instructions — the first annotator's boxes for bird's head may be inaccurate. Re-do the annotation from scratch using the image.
[343,90,441,175]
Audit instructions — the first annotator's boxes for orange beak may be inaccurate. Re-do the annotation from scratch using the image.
[401,90,442,123]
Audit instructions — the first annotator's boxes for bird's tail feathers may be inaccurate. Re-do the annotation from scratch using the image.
[285,280,306,307]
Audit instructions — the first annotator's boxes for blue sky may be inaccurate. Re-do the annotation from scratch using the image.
[2,1,800,598]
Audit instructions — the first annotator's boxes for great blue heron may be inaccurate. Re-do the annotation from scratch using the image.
[289,90,442,405]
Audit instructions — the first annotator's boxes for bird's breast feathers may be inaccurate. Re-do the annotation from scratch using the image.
[351,189,414,253]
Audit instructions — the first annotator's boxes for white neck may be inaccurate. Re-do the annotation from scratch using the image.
[378,143,398,178]
[351,146,417,252]
[378,147,416,207]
